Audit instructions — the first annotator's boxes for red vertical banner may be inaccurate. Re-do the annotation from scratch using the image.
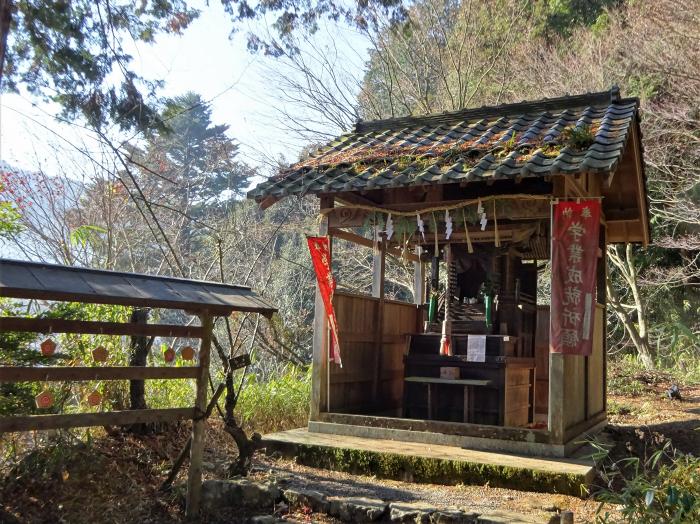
[550,200,601,356]
[307,236,342,366]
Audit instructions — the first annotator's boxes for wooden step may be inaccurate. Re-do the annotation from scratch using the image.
[262,428,595,497]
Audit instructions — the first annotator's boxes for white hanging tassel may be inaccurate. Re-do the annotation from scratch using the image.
[385,213,394,241]
[417,213,425,242]
[478,198,488,231]
[445,209,453,240]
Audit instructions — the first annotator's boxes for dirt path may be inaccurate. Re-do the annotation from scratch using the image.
[0,377,697,523]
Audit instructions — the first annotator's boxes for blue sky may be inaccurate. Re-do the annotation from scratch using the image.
[0,1,370,180]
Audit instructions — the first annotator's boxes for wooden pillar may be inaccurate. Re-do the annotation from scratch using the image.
[311,197,332,419]
[372,236,386,402]
[548,177,565,444]
[598,220,608,413]
[413,246,424,305]
[186,313,213,519]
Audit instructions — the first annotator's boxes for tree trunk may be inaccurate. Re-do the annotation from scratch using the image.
[0,0,12,86]
[606,244,655,369]
[128,308,155,433]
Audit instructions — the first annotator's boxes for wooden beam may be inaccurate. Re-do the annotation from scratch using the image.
[0,408,194,433]
[0,366,199,382]
[260,195,281,210]
[631,124,651,246]
[186,314,213,519]
[418,223,539,245]
[0,317,205,338]
[325,198,550,228]
[330,228,420,262]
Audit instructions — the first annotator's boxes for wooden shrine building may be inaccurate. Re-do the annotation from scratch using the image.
[250,88,649,466]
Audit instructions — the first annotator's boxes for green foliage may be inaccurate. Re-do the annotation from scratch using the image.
[3,1,199,131]
[69,225,107,250]
[561,124,596,150]
[0,300,56,415]
[128,92,255,214]
[625,73,664,101]
[0,201,21,238]
[294,442,585,495]
[533,0,621,40]
[0,175,22,238]
[0,301,136,416]
[594,441,700,523]
[236,365,311,434]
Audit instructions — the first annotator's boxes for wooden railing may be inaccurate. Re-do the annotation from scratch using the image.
[0,313,213,518]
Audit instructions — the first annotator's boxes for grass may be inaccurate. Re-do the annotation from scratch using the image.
[236,365,311,435]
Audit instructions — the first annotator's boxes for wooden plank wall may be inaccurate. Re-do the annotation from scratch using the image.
[587,305,606,416]
[563,355,587,430]
[381,300,418,412]
[328,291,416,415]
[563,303,606,432]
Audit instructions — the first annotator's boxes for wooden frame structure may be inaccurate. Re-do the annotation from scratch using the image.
[0,259,276,518]
[251,89,650,460]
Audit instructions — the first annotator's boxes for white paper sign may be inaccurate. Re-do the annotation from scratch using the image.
[467,335,486,362]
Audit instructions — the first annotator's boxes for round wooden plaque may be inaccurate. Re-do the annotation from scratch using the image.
[164,347,176,363]
[180,345,195,361]
[87,390,102,407]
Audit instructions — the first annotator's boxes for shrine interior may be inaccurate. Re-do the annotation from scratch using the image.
[325,202,561,431]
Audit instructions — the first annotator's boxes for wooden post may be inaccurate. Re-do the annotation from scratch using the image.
[186,314,213,519]
[548,179,565,443]
[598,221,608,413]
[413,246,424,305]
[371,236,386,402]
[311,197,332,418]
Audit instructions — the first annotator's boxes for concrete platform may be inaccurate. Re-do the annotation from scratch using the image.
[262,428,595,497]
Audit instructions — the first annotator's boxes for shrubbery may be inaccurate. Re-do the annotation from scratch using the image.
[594,441,700,523]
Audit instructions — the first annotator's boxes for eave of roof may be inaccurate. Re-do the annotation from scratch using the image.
[0,259,277,317]
[248,88,641,203]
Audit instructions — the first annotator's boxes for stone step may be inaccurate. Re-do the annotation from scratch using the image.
[262,428,595,497]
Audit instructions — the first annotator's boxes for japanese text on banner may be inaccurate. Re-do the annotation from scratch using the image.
[307,236,342,366]
[550,200,601,356]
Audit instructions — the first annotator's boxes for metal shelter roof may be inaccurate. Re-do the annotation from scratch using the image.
[0,259,277,317]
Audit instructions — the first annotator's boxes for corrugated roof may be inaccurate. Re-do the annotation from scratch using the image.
[249,88,639,202]
[0,259,277,317]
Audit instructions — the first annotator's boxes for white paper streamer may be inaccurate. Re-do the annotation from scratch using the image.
[477,198,488,230]
[417,213,425,241]
[385,214,394,240]
[445,209,453,240]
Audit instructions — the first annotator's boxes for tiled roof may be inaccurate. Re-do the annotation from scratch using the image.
[249,88,639,202]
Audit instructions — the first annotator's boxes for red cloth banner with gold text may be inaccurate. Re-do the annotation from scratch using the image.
[307,236,342,366]
[550,200,601,356]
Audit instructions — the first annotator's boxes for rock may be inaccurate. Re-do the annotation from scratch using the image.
[283,488,330,514]
[201,479,282,512]
[250,516,283,524]
[329,497,388,522]
[389,501,438,523]
[666,384,682,400]
[201,461,217,471]
[430,508,478,523]
[477,510,543,523]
